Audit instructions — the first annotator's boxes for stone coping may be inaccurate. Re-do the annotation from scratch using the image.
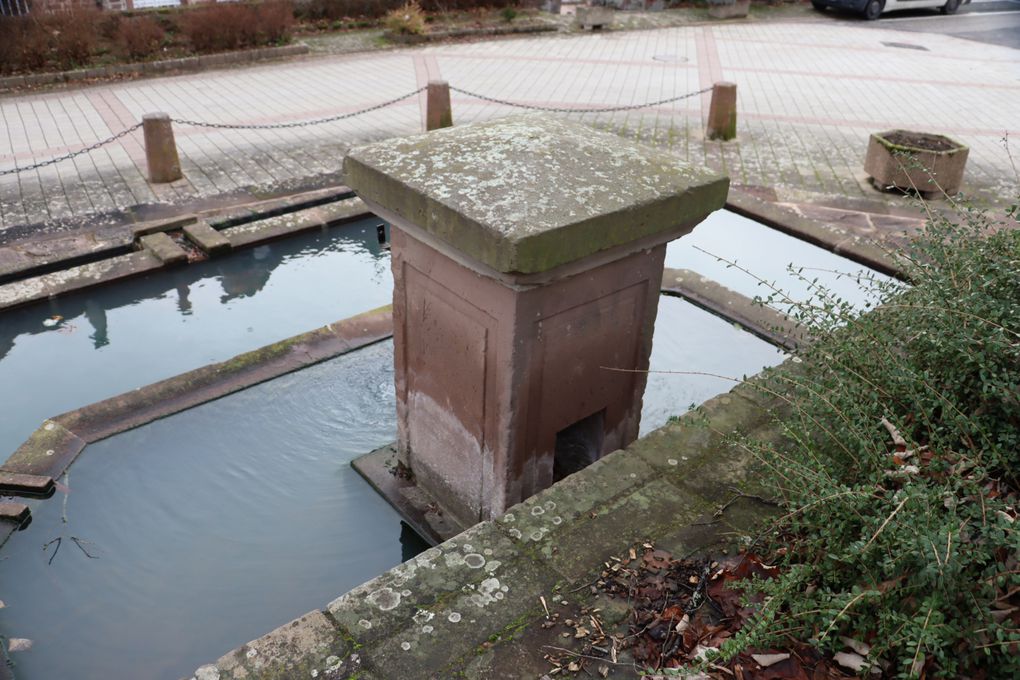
[0,195,366,313]
[726,190,909,281]
[0,44,310,94]
[383,22,557,44]
[345,116,728,274]
[185,367,789,680]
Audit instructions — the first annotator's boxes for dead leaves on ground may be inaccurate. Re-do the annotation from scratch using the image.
[544,544,853,679]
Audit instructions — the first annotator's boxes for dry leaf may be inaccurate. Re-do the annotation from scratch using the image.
[840,636,872,656]
[751,653,790,667]
[834,651,868,672]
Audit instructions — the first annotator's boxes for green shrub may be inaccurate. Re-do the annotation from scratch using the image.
[715,196,1020,677]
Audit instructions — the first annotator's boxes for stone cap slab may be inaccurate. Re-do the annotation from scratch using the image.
[344,115,728,274]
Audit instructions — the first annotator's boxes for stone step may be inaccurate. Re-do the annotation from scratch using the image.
[0,501,30,526]
[0,471,55,497]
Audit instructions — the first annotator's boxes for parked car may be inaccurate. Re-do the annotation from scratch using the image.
[812,0,968,20]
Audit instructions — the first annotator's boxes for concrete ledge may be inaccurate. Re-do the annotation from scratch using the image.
[661,267,805,349]
[0,250,163,311]
[0,44,310,93]
[222,198,368,249]
[384,22,556,44]
[727,189,909,281]
[1,305,394,482]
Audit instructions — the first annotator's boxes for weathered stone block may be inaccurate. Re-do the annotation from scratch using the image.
[142,112,182,184]
[708,0,750,19]
[575,5,614,29]
[345,115,727,526]
[183,220,232,256]
[864,129,969,197]
[139,232,188,265]
[707,81,738,141]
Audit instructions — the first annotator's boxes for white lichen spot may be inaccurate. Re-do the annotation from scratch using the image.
[45,450,54,456]
[552,516,562,525]
[400,641,412,651]
[500,585,509,593]
[448,612,462,623]
[530,530,545,542]
[531,505,545,516]
[367,587,401,611]
[463,553,486,569]
[507,528,522,539]
[463,544,474,552]
[401,589,411,597]
[310,670,319,678]
[504,513,515,523]
[325,656,340,666]
[194,665,220,680]
[543,501,556,511]
[422,624,434,633]
[245,647,258,659]
[483,548,493,556]
[484,559,502,573]
[412,609,434,626]
[44,422,55,431]
[495,592,505,600]
[359,619,373,629]
[667,458,679,466]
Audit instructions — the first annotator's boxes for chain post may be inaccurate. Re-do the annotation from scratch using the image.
[143,113,183,184]
[426,81,453,132]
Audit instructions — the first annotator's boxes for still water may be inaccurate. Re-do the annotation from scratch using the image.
[0,295,783,680]
[666,209,892,311]
[0,218,392,455]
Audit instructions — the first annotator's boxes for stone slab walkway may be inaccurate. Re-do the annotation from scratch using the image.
[1,17,1017,242]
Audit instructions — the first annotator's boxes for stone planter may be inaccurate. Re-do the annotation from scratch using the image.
[864,129,969,197]
[708,0,750,19]
[576,5,615,29]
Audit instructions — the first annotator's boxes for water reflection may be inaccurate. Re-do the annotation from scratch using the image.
[0,218,393,454]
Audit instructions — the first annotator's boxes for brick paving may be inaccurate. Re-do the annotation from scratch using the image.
[1,20,1017,236]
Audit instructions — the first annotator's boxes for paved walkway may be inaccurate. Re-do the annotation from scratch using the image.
[1,19,1018,238]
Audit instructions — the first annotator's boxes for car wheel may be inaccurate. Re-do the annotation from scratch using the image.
[941,0,960,13]
[863,0,883,19]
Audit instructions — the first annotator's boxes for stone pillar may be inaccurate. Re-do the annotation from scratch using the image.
[425,81,453,132]
[142,112,183,184]
[706,82,738,141]
[345,116,727,526]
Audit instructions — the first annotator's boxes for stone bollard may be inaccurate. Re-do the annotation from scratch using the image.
[346,116,727,527]
[425,80,453,132]
[706,82,738,141]
[142,112,182,183]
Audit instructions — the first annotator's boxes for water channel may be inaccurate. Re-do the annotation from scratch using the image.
[0,209,884,679]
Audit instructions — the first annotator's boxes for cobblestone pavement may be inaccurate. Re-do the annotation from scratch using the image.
[1,17,1017,238]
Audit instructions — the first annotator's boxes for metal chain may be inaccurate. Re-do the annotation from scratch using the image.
[171,87,428,130]
[0,85,710,177]
[448,85,713,114]
[0,123,143,177]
